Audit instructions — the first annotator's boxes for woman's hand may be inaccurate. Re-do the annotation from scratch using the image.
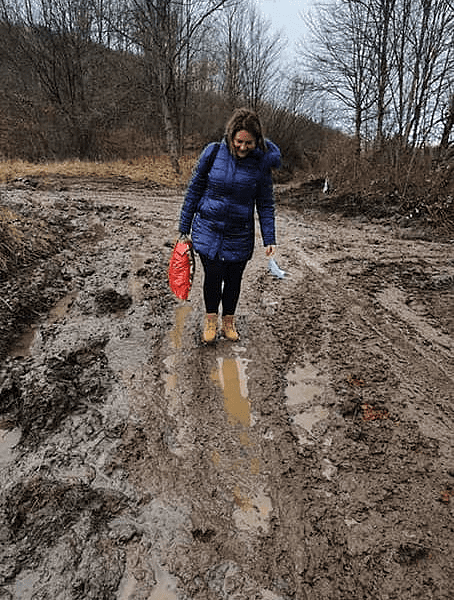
[265,245,275,257]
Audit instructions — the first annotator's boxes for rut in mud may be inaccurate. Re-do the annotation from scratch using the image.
[0,178,453,600]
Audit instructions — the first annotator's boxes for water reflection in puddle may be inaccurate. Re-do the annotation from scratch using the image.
[147,561,179,600]
[13,570,40,600]
[211,355,272,534]
[0,425,21,466]
[285,364,329,445]
[211,356,251,427]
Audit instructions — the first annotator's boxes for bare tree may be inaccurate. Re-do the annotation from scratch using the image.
[370,0,396,147]
[216,1,283,112]
[0,0,237,161]
[302,0,454,153]
[438,92,454,154]
[388,0,454,148]
[219,3,243,105]
[303,0,377,153]
[238,2,283,111]
[117,0,234,172]
[0,0,129,158]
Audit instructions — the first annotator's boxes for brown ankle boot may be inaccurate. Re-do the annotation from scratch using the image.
[202,313,218,343]
[221,315,239,341]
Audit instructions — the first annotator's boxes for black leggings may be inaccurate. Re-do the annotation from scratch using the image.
[199,254,247,316]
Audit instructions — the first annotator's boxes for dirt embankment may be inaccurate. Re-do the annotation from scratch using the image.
[0,176,453,600]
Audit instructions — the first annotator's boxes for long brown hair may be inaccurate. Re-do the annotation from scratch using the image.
[225,108,267,153]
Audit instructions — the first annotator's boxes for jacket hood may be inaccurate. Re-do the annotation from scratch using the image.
[262,139,281,170]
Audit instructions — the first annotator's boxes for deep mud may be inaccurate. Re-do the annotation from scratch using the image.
[0,176,453,600]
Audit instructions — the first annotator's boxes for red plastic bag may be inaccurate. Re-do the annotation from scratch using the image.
[168,239,195,300]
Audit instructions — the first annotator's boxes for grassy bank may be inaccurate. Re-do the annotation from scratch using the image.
[0,156,197,188]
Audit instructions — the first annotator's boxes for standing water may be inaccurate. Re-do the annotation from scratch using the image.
[211,352,273,534]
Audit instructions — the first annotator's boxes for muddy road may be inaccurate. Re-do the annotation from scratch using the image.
[0,178,453,600]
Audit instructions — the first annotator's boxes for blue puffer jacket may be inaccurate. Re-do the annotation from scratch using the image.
[179,138,281,262]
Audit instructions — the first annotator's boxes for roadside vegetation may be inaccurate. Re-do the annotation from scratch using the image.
[0,156,196,188]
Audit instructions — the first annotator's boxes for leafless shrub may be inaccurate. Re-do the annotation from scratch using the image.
[313,135,454,232]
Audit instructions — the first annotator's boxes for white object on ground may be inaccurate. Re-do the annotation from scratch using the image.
[268,258,287,279]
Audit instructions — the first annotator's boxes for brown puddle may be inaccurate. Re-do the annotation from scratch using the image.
[169,304,192,350]
[211,356,251,427]
[159,303,194,456]
[164,304,193,413]
[211,354,273,534]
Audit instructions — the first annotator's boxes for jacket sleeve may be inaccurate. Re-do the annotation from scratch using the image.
[256,140,280,246]
[178,143,218,235]
[256,168,276,246]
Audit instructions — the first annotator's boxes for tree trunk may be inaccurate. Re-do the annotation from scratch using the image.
[438,93,454,153]
[160,92,180,175]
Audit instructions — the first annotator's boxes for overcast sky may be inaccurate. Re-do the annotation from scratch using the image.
[256,0,312,56]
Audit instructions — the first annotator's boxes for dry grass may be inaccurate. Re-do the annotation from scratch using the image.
[0,206,60,274]
[0,155,197,187]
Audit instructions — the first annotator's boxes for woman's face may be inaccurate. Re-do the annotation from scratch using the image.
[233,129,256,158]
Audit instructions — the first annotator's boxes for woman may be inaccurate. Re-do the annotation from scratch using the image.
[178,108,281,343]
